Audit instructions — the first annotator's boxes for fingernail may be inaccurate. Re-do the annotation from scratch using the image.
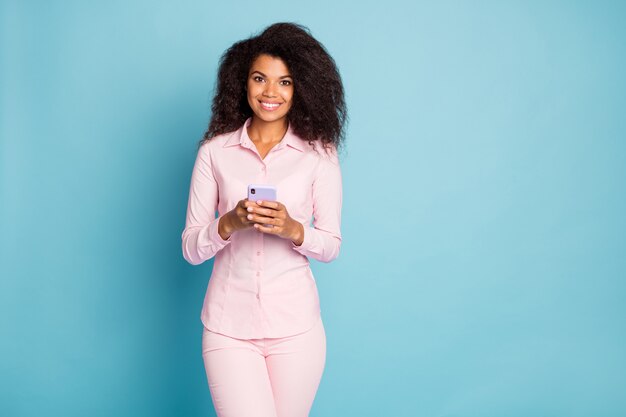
[247,214,253,220]
[247,207,253,212]
[257,200,263,204]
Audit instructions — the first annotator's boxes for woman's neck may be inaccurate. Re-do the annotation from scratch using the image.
[247,117,288,144]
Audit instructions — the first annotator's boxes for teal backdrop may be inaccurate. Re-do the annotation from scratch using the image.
[1,1,625,416]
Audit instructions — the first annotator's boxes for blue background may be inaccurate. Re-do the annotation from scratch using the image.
[2,1,625,416]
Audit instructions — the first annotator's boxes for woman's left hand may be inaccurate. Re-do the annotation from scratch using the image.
[246,200,304,246]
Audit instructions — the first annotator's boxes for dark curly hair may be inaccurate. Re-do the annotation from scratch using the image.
[199,22,347,151]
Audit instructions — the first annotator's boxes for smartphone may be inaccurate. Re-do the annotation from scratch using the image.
[247,184,277,202]
[247,184,277,228]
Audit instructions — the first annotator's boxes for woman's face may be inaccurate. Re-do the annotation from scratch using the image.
[247,54,294,125]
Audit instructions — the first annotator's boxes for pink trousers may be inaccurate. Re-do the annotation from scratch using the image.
[201,316,326,417]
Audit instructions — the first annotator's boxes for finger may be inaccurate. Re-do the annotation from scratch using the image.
[243,200,260,210]
[256,200,280,210]
[253,223,280,234]
[247,206,277,217]
[247,213,276,225]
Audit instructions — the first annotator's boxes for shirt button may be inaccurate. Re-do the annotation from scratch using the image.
[256,294,260,300]
[256,251,261,256]
[256,271,260,277]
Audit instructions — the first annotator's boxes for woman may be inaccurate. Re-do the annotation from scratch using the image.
[181,22,346,417]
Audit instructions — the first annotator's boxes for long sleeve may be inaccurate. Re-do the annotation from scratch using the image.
[181,143,231,265]
[291,149,343,263]
[187,121,344,339]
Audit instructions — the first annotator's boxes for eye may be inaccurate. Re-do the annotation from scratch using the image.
[280,80,292,86]
[253,76,264,82]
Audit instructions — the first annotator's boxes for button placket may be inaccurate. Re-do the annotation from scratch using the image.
[254,229,263,301]
[254,156,268,303]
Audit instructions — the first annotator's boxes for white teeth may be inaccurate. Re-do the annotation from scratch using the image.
[261,102,280,108]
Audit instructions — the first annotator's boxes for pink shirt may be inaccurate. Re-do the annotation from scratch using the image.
[181,117,342,339]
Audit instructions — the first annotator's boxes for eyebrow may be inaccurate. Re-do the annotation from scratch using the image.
[250,70,292,79]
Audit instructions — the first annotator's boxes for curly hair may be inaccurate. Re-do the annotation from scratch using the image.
[199,22,347,151]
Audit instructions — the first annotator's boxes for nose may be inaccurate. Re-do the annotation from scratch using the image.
[262,81,277,97]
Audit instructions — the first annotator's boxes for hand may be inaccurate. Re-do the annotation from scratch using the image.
[246,200,304,245]
[218,198,258,240]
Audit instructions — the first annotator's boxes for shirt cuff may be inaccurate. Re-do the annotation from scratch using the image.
[205,215,231,249]
[291,224,316,255]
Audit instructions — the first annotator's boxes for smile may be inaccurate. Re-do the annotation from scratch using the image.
[260,101,282,111]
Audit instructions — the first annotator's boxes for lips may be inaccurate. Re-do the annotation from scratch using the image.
[259,101,281,111]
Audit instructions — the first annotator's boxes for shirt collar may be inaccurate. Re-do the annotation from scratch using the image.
[223,117,306,152]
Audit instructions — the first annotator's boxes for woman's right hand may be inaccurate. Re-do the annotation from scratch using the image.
[218,198,257,240]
